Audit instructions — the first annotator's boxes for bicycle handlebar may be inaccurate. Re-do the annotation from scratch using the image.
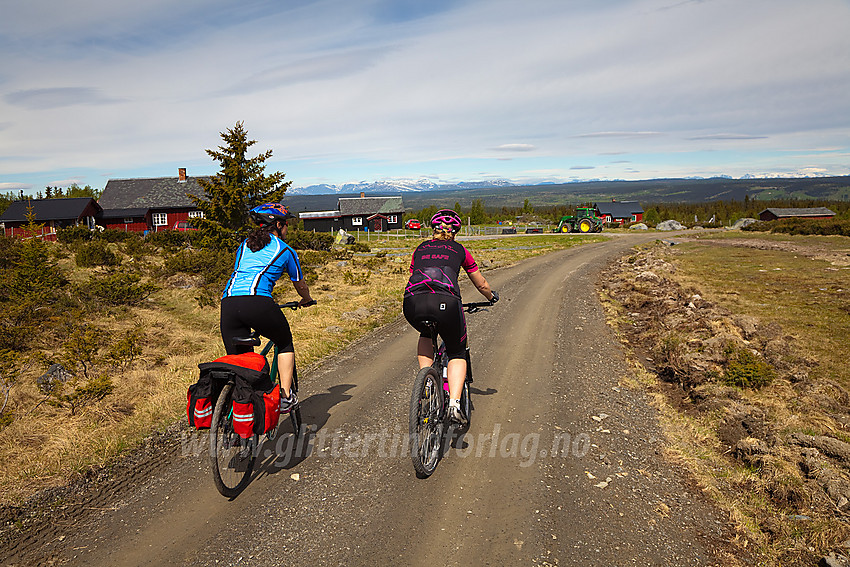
[463,301,495,313]
[278,299,318,310]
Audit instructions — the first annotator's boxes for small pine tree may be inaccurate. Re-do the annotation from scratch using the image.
[189,122,291,250]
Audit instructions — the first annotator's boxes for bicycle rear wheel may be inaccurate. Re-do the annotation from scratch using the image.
[289,363,303,437]
[210,383,256,497]
[459,380,471,428]
[409,367,444,478]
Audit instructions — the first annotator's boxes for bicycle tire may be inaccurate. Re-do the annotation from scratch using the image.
[289,363,302,437]
[409,366,444,478]
[210,383,256,497]
[459,380,471,429]
[289,407,302,437]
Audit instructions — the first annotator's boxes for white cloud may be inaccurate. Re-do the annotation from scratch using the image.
[0,182,32,191]
[492,144,537,152]
[0,0,848,190]
[5,87,124,110]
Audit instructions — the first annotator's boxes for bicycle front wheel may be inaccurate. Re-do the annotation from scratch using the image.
[409,367,444,478]
[209,383,256,497]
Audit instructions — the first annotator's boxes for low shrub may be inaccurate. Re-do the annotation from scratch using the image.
[106,329,143,369]
[745,218,850,236]
[286,229,333,251]
[57,226,94,243]
[342,270,370,285]
[724,347,776,389]
[75,240,119,267]
[99,229,136,242]
[162,248,233,286]
[145,229,190,249]
[77,272,158,306]
[772,218,850,236]
[49,374,114,416]
[298,250,333,267]
[741,221,770,232]
[123,236,154,260]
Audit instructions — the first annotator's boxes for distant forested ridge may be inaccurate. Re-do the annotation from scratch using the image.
[281,176,850,213]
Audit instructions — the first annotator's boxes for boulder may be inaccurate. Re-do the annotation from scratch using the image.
[732,218,758,230]
[656,220,685,231]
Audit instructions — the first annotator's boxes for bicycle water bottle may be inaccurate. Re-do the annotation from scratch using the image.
[442,365,449,393]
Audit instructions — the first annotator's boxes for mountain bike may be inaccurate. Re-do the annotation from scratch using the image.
[409,300,493,478]
[210,300,316,497]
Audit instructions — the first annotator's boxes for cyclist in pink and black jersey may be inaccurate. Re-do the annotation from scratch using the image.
[403,209,498,425]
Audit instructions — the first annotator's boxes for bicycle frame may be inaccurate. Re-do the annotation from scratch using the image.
[425,300,489,379]
[423,301,490,409]
[231,300,315,437]
[409,300,492,477]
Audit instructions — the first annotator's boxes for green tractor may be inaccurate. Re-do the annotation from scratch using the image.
[555,207,605,233]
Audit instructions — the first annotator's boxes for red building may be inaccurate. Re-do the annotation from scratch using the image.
[594,200,644,226]
[97,168,205,233]
[0,198,102,240]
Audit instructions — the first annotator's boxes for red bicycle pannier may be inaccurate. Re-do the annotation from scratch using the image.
[231,379,281,439]
[187,374,214,429]
[256,383,281,435]
[195,352,277,438]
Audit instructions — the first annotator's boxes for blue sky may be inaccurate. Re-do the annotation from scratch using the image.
[1,0,849,194]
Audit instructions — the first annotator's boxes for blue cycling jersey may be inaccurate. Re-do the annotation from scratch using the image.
[222,235,303,298]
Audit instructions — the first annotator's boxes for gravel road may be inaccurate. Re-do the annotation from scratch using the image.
[1,234,741,567]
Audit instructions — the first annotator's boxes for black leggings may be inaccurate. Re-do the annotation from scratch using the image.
[220,295,294,355]
[403,294,467,360]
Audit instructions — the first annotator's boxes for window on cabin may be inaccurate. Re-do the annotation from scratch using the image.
[352,217,363,226]
[153,213,168,226]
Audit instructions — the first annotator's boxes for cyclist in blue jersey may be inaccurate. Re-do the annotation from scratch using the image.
[220,203,314,412]
[403,209,498,425]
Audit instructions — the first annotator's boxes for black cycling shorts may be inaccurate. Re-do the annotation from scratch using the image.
[220,295,294,355]
[403,294,467,360]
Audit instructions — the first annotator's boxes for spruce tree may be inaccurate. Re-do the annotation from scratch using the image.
[189,121,291,249]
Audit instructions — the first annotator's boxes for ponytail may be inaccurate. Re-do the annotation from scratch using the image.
[246,223,275,252]
[432,228,454,241]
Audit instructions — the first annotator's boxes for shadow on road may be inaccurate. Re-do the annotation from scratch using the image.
[251,383,356,477]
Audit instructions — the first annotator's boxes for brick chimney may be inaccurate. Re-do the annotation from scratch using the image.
[178,168,187,183]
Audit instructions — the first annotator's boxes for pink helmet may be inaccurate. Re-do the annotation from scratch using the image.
[429,209,462,233]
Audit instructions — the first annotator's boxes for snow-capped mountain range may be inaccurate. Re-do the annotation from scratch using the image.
[289,178,516,195]
[288,172,835,195]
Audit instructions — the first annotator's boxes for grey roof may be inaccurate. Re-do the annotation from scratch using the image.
[99,176,208,209]
[100,207,149,219]
[595,201,644,218]
[761,207,836,217]
[0,198,101,222]
[337,196,404,216]
[299,210,341,219]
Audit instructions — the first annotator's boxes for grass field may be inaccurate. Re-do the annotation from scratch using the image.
[600,230,850,565]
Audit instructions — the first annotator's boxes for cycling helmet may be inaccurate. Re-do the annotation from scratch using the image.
[429,209,462,233]
[250,203,295,226]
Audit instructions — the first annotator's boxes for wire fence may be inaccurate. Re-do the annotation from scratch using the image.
[343,224,554,241]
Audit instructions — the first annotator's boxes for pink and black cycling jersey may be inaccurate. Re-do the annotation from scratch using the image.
[405,240,478,299]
